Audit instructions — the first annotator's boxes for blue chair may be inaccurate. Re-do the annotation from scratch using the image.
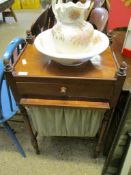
[0,37,26,157]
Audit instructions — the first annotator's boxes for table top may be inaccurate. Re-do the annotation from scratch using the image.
[14,45,117,80]
[111,31,131,90]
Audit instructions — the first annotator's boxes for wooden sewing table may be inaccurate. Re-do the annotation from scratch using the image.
[4,42,127,156]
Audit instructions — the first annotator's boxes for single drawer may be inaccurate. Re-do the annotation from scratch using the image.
[16,79,115,101]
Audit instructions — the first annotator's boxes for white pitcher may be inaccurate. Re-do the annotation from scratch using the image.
[51,0,95,54]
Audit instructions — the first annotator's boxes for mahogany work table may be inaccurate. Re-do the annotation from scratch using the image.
[4,41,127,156]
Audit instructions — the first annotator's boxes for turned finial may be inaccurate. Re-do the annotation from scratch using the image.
[117,61,127,76]
[3,59,12,72]
[26,30,34,44]
[107,31,112,45]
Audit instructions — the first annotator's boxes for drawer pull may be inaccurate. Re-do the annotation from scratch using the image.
[60,87,67,94]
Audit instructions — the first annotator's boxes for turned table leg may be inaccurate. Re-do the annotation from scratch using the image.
[95,110,111,157]
[19,105,40,154]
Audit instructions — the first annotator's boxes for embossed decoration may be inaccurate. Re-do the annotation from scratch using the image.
[69,10,80,20]
[51,0,95,53]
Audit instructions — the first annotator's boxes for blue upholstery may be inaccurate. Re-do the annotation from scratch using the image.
[0,37,26,157]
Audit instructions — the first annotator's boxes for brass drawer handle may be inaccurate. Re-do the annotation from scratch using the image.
[60,86,67,94]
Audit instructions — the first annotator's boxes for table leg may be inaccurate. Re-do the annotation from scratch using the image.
[19,105,40,154]
[2,12,6,22]
[95,110,111,157]
[9,7,17,22]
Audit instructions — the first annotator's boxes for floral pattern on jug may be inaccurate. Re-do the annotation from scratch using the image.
[51,0,95,54]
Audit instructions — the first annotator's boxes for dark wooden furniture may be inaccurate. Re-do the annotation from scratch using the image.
[101,29,131,174]
[111,30,131,89]
[3,34,127,156]
[0,0,17,22]
[119,133,131,175]
[103,29,131,155]
[30,5,55,38]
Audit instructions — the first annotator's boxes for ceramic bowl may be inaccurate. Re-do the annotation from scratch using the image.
[34,29,109,66]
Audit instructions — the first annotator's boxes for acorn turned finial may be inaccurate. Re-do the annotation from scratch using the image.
[3,59,12,72]
[107,31,112,45]
[26,30,34,44]
[117,61,127,76]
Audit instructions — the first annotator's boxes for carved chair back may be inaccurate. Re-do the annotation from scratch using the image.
[30,5,55,37]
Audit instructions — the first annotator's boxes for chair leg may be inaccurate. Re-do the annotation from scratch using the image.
[9,7,17,22]
[3,122,26,157]
[2,12,6,22]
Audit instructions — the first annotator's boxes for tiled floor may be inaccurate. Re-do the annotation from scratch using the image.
[0,9,105,175]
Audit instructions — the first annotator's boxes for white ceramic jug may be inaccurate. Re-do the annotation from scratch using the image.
[51,0,95,54]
